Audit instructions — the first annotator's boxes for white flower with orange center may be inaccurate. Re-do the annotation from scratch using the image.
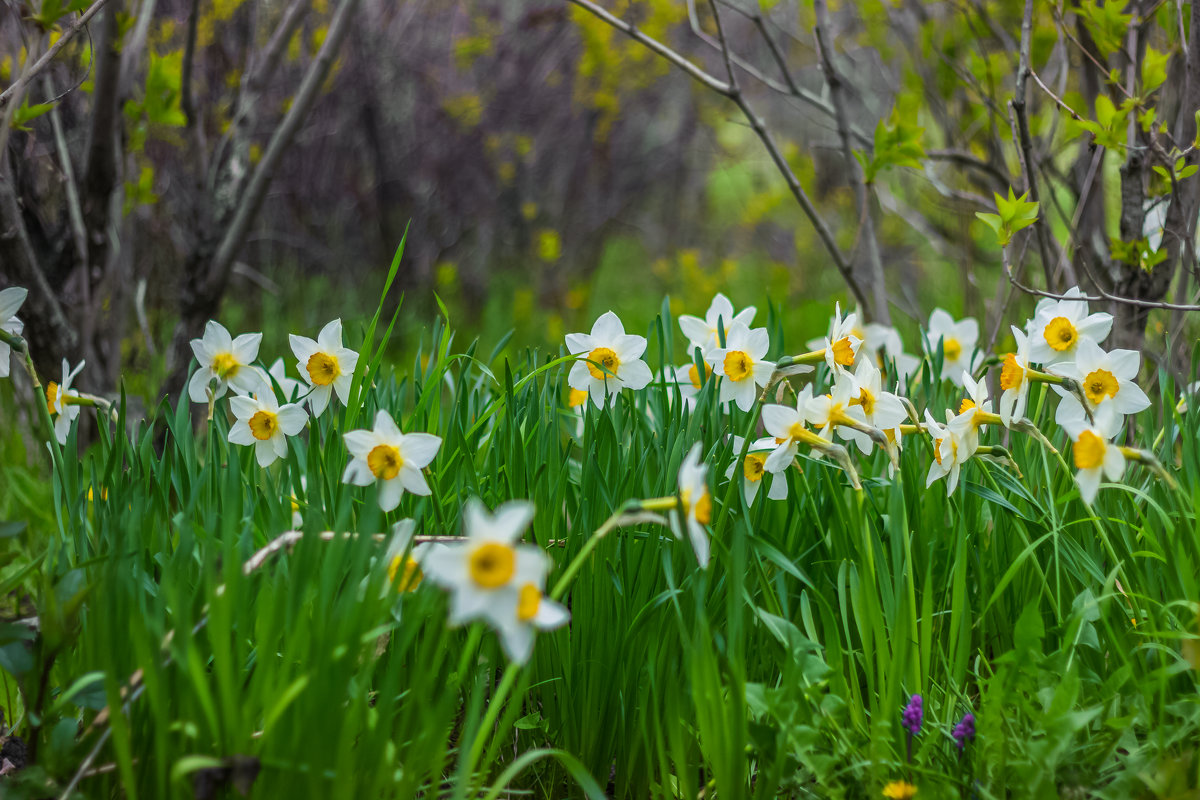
[565,311,653,407]
[423,500,567,664]
[289,319,360,417]
[1052,338,1150,417]
[926,309,979,386]
[923,407,977,495]
[813,302,863,374]
[46,359,85,445]
[678,292,757,355]
[1059,397,1125,504]
[840,359,907,455]
[707,322,774,412]
[761,385,815,473]
[674,443,713,567]
[1027,286,1113,366]
[342,410,443,512]
[0,286,28,379]
[957,371,993,429]
[997,326,1033,427]
[804,371,868,444]
[187,321,267,404]
[227,392,308,467]
[724,436,788,507]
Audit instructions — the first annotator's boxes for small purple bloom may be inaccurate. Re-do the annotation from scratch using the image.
[901,694,923,736]
[952,712,975,751]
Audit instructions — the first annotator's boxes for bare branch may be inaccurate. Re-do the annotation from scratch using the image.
[0,0,115,108]
[567,0,870,314]
[1011,0,1061,290]
[813,0,890,323]
[208,0,362,291]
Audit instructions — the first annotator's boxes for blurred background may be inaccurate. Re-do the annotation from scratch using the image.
[1,0,1194,406]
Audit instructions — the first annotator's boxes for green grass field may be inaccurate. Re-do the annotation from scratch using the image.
[1,251,1199,800]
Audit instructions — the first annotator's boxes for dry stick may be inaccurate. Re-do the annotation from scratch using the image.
[812,0,890,324]
[0,0,115,108]
[565,0,871,315]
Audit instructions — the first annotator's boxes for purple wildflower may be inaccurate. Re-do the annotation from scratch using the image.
[901,694,923,736]
[952,712,975,751]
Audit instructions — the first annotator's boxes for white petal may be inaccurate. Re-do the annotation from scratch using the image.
[615,334,647,361]
[564,333,593,355]
[0,287,28,321]
[308,385,332,417]
[1076,468,1101,504]
[687,517,710,567]
[342,430,377,458]
[290,334,318,365]
[374,409,402,440]
[276,404,309,434]
[400,433,442,468]
[231,332,262,363]
[398,464,431,496]
[317,319,343,351]
[228,421,256,446]
[492,501,537,544]
[342,457,375,487]
[378,477,405,512]
[256,439,280,467]
[188,369,215,403]
[590,311,625,342]
[618,359,652,391]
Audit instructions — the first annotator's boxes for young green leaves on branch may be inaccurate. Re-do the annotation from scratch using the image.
[976,187,1039,247]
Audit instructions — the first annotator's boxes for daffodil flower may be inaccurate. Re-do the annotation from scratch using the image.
[228,392,308,467]
[805,372,869,443]
[342,410,442,512]
[1059,397,1125,504]
[724,435,788,507]
[708,322,774,412]
[997,325,1033,426]
[923,408,977,495]
[816,302,863,373]
[957,371,993,429]
[424,500,567,664]
[1027,286,1113,366]
[673,443,713,567]
[46,359,85,445]
[268,358,303,403]
[565,311,653,408]
[188,321,267,404]
[289,319,360,417]
[678,292,756,355]
[762,385,815,472]
[926,309,978,385]
[0,287,28,379]
[841,359,907,455]
[1051,338,1150,417]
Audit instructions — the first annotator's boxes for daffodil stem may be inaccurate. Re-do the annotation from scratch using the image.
[776,349,825,369]
[549,500,642,602]
[1119,446,1179,491]
[713,384,769,534]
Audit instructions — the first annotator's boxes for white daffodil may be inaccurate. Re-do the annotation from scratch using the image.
[805,371,868,444]
[816,302,862,373]
[674,443,713,567]
[958,371,993,426]
[565,311,653,408]
[376,519,444,601]
[761,385,814,473]
[724,436,788,507]
[268,358,303,403]
[997,325,1033,426]
[424,500,567,664]
[1027,286,1113,366]
[1059,397,1125,504]
[289,319,360,417]
[708,322,774,412]
[840,358,907,455]
[46,359,85,445]
[923,408,977,495]
[926,309,978,385]
[669,360,713,411]
[187,321,267,403]
[678,292,757,355]
[342,410,442,512]
[228,392,308,467]
[1052,338,1150,416]
[0,286,28,379]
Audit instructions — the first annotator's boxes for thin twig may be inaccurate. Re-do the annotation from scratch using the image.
[0,0,115,108]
